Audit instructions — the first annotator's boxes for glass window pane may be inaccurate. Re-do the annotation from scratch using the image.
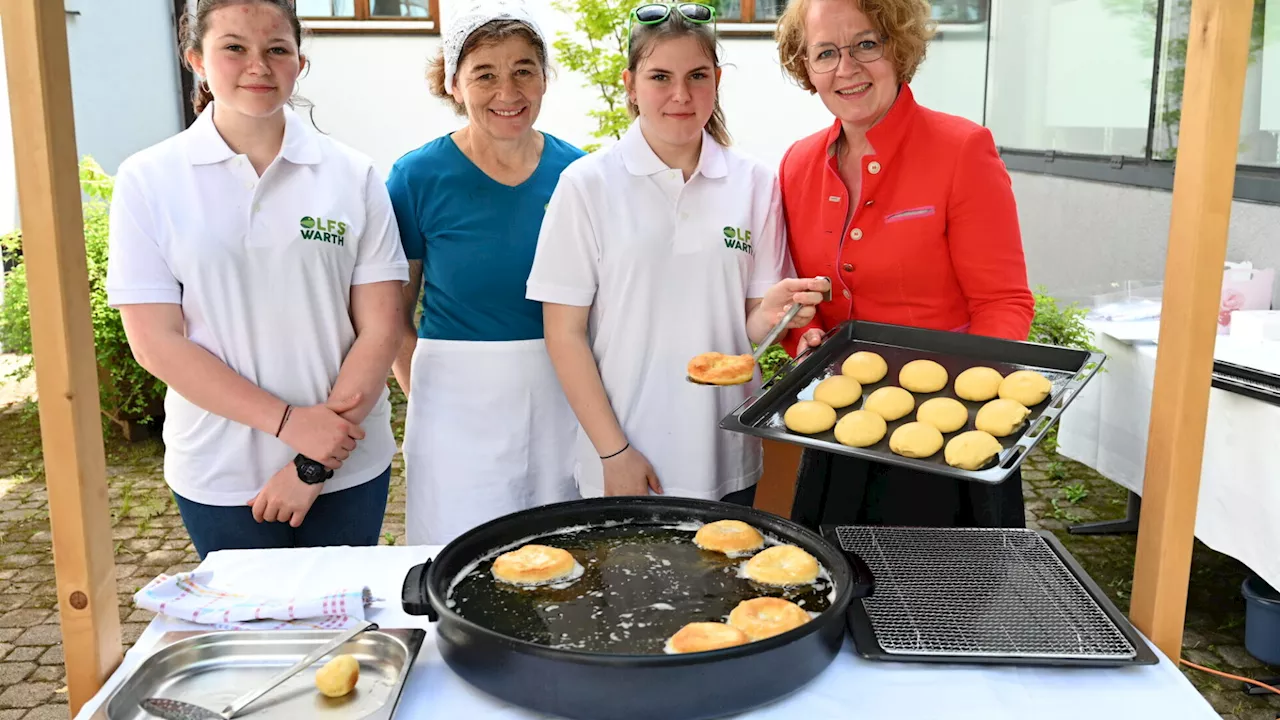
[985,0,1155,157]
[371,0,432,17]
[1155,0,1277,167]
[931,0,988,24]
[755,0,789,21]
[297,0,355,17]
[712,0,742,21]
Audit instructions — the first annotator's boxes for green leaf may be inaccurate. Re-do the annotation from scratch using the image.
[551,0,633,143]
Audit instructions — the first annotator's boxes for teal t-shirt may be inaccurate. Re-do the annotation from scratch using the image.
[386,132,584,341]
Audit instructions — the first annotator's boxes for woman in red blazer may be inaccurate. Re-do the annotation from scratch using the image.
[775,0,1035,529]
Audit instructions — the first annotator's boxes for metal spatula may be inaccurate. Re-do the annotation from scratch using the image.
[139,621,378,719]
[687,277,833,386]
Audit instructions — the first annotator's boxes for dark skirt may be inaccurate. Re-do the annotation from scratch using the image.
[788,449,1026,530]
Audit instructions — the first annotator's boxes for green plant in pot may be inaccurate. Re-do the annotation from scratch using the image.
[0,156,166,440]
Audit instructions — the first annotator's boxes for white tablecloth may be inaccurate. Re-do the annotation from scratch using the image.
[75,545,1218,720]
[1057,323,1280,590]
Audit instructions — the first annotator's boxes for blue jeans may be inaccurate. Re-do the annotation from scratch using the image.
[174,466,392,559]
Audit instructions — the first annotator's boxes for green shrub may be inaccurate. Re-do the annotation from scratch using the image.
[1029,285,1101,354]
[551,0,632,153]
[0,157,167,426]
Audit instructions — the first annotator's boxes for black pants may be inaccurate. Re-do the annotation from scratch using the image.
[789,449,1025,530]
[719,484,758,507]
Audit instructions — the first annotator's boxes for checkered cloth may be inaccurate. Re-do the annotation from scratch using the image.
[133,571,375,630]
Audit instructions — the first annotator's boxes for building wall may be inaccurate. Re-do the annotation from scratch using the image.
[1014,174,1280,309]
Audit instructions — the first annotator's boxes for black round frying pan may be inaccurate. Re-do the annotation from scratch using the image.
[402,496,875,720]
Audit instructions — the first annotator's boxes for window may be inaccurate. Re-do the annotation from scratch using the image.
[1153,0,1277,167]
[985,0,1156,158]
[297,0,437,21]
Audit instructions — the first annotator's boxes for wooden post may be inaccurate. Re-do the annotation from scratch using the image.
[0,0,122,712]
[1128,0,1254,662]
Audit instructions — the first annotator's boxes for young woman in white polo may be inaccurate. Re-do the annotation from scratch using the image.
[526,3,828,503]
[105,0,408,558]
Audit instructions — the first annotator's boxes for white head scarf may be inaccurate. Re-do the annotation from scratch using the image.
[443,0,548,93]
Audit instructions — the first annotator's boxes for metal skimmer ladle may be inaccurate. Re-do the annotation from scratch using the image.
[687,276,833,386]
[139,621,378,720]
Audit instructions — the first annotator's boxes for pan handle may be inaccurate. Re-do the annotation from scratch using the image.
[401,559,439,622]
[841,548,876,599]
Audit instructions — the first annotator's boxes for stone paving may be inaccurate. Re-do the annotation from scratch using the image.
[0,353,1278,718]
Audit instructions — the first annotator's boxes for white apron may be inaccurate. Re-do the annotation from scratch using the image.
[403,338,580,545]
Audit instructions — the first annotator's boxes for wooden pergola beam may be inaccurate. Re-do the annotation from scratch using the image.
[1129,0,1255,661]
[0,0,121,712]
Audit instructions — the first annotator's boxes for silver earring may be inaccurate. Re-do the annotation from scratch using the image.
[199,78,210,93]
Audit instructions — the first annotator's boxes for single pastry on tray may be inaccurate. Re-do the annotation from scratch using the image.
[491,544,583,586]
[889,421,944,458]
[728,597,811,641]
[315,654,360,698]
[974,398,1031,438]
[695,519,764,555]
[665,622,751,653]
[813,375,863,408]
[945,430,1004,470]
[744,545,820,586]
[834,410,887,448]
[899,359,948,393]
[841,351,888,384]
[954,366,1004,402]
[863,386,915,421]
[784,400,837,434]
[687,352,755,385]
[998,369,1053,406]
[916,397,969,434]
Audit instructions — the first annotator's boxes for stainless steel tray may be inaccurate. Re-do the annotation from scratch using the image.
[93,627,425,719]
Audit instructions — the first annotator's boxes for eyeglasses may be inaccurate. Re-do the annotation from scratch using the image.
[805,36,888,74]
[626,3,717,53]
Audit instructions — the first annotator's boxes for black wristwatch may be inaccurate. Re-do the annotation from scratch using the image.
[293,454,333,485]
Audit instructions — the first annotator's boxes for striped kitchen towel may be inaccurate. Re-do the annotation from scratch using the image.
[133,571,375,630]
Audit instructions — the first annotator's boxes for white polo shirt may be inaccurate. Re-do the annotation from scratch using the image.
[105,103,409,506]
[526,121,790,500]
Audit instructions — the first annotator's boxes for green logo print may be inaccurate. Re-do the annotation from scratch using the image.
[722,226,753,255]
[299,216,347,246]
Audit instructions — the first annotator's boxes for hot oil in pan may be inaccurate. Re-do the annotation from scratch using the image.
[446,524,834,654]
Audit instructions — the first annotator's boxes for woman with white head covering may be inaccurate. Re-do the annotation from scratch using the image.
[387,0,583,545]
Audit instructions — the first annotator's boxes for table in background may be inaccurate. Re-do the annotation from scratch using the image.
[1057,321,1280,591]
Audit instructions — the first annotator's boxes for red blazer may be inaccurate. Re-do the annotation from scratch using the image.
[781,84,1033,353]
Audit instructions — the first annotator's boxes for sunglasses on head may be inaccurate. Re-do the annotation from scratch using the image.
[626,3,717,54]
[631,2,716,24]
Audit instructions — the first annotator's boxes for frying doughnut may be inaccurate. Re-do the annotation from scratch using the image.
[998,370,1053,406]
[728,597,811,641]
[813,375,862,408]
[687,352,755,385]
[841,351,888,384]
[899,359,948,393]
[954,366,1003,402]
[744,545,820,587]
[664,622,750,653]
[491,544,581,586]
[694,520,764,555]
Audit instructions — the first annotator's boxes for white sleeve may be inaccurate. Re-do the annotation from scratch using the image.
[352,165,410,286]
[105,160,182,307]
[525,174,598,307]
[747,173,791,299]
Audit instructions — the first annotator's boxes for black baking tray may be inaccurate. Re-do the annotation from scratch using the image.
[1212,360,1280,407]
[832,526,1159,668]
[721,321,1106,484]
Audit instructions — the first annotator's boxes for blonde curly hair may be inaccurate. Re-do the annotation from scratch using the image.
[776,0,936,91]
